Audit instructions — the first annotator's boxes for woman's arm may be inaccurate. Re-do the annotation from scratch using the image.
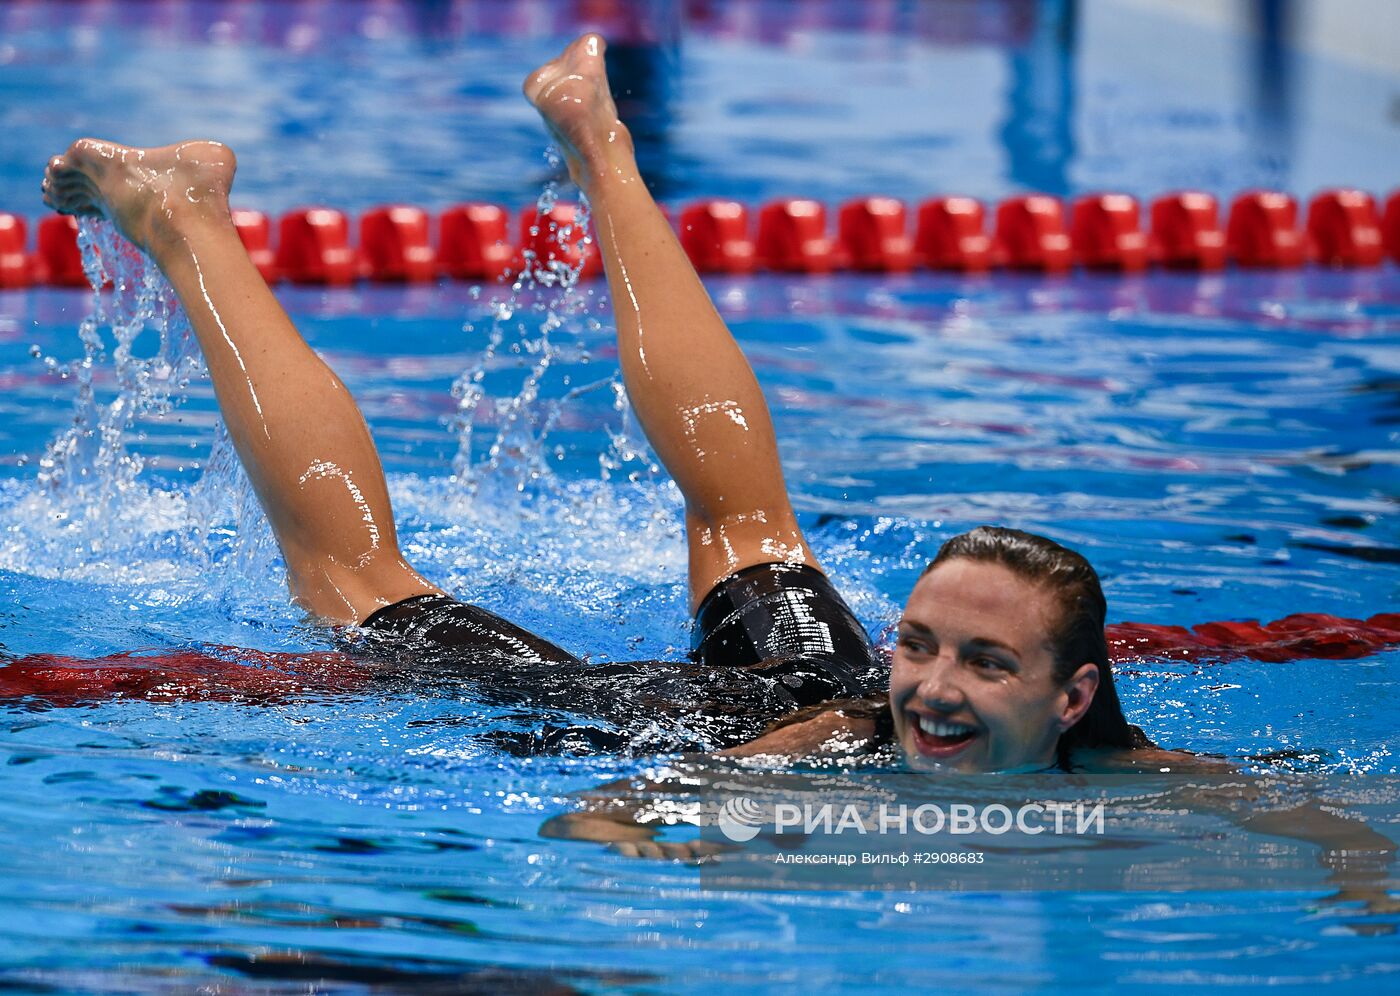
[717,708,880,760]
[540,707,881,856]
[539,772,733,860]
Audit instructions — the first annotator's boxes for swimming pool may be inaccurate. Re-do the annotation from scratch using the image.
[2,1,1398,991]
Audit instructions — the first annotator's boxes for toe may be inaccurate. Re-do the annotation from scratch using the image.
[577,32,605,60]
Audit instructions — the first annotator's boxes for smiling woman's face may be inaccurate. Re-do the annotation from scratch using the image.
[889,559,1097,773]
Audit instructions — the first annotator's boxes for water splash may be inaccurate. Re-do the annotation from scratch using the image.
[12,156,674,619]
[8,219,281,609]
[185,422,284,600]
[426,151,684,651]
[36,220,202,522]
[449,150,660,500]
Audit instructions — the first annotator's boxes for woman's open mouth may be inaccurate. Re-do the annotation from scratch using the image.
[909,713,981,759]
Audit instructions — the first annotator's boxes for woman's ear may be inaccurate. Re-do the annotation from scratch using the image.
[1058,662,1100,731]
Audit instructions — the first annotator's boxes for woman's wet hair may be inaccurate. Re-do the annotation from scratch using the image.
[923,525,1153,766]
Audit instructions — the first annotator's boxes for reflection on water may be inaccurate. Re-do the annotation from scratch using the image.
[2,0,1396,210]
[1001,0,1075,194]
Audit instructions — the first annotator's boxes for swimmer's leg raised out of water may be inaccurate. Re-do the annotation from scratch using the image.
[525,35,821,612]
[42,141,439,624]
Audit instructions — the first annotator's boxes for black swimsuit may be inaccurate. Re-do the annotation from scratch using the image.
[356,562,884,755]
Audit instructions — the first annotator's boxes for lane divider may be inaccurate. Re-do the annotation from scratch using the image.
[1,187,1396,289]
[1,611,1395,707]
[1108,611,1400,665]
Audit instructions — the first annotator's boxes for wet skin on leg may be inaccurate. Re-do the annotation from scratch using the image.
[524,34,822,612]
[42,139,440,624]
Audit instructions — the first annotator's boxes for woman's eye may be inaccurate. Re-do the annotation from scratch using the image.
[971,657,1008,671]
[897,636,930,654]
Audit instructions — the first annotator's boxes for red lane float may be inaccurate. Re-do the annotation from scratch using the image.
[914,197,994,271]
[678,199,757,274]
[838,197,914,272]
[36,215,88,287]
[1226,191,1306,268]
[1384,190,1400,264]
[756,198,840,272]
[5,184,1396,290]
[1108,612,1400,665]
[1149,191,1227,270]
[518,203,603,280]
[2,613,1396,708]
[230,208,277,282]
[439,202,514,280]
[360,204,437,283]
[995,195,1073,272]
[0,648,369,708]
[274,207,359,285]
[1306,189,1384,268]
[1070,193,1149,271]
[0,212,29,288]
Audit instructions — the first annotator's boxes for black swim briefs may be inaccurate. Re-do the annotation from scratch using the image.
[357,561,884,753]
[689,561,882,705]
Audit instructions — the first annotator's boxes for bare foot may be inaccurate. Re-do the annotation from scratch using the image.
[41,139,236,256]
[523,34,634,190]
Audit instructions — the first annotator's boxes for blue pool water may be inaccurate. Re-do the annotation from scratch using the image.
[2,1,1399,991]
